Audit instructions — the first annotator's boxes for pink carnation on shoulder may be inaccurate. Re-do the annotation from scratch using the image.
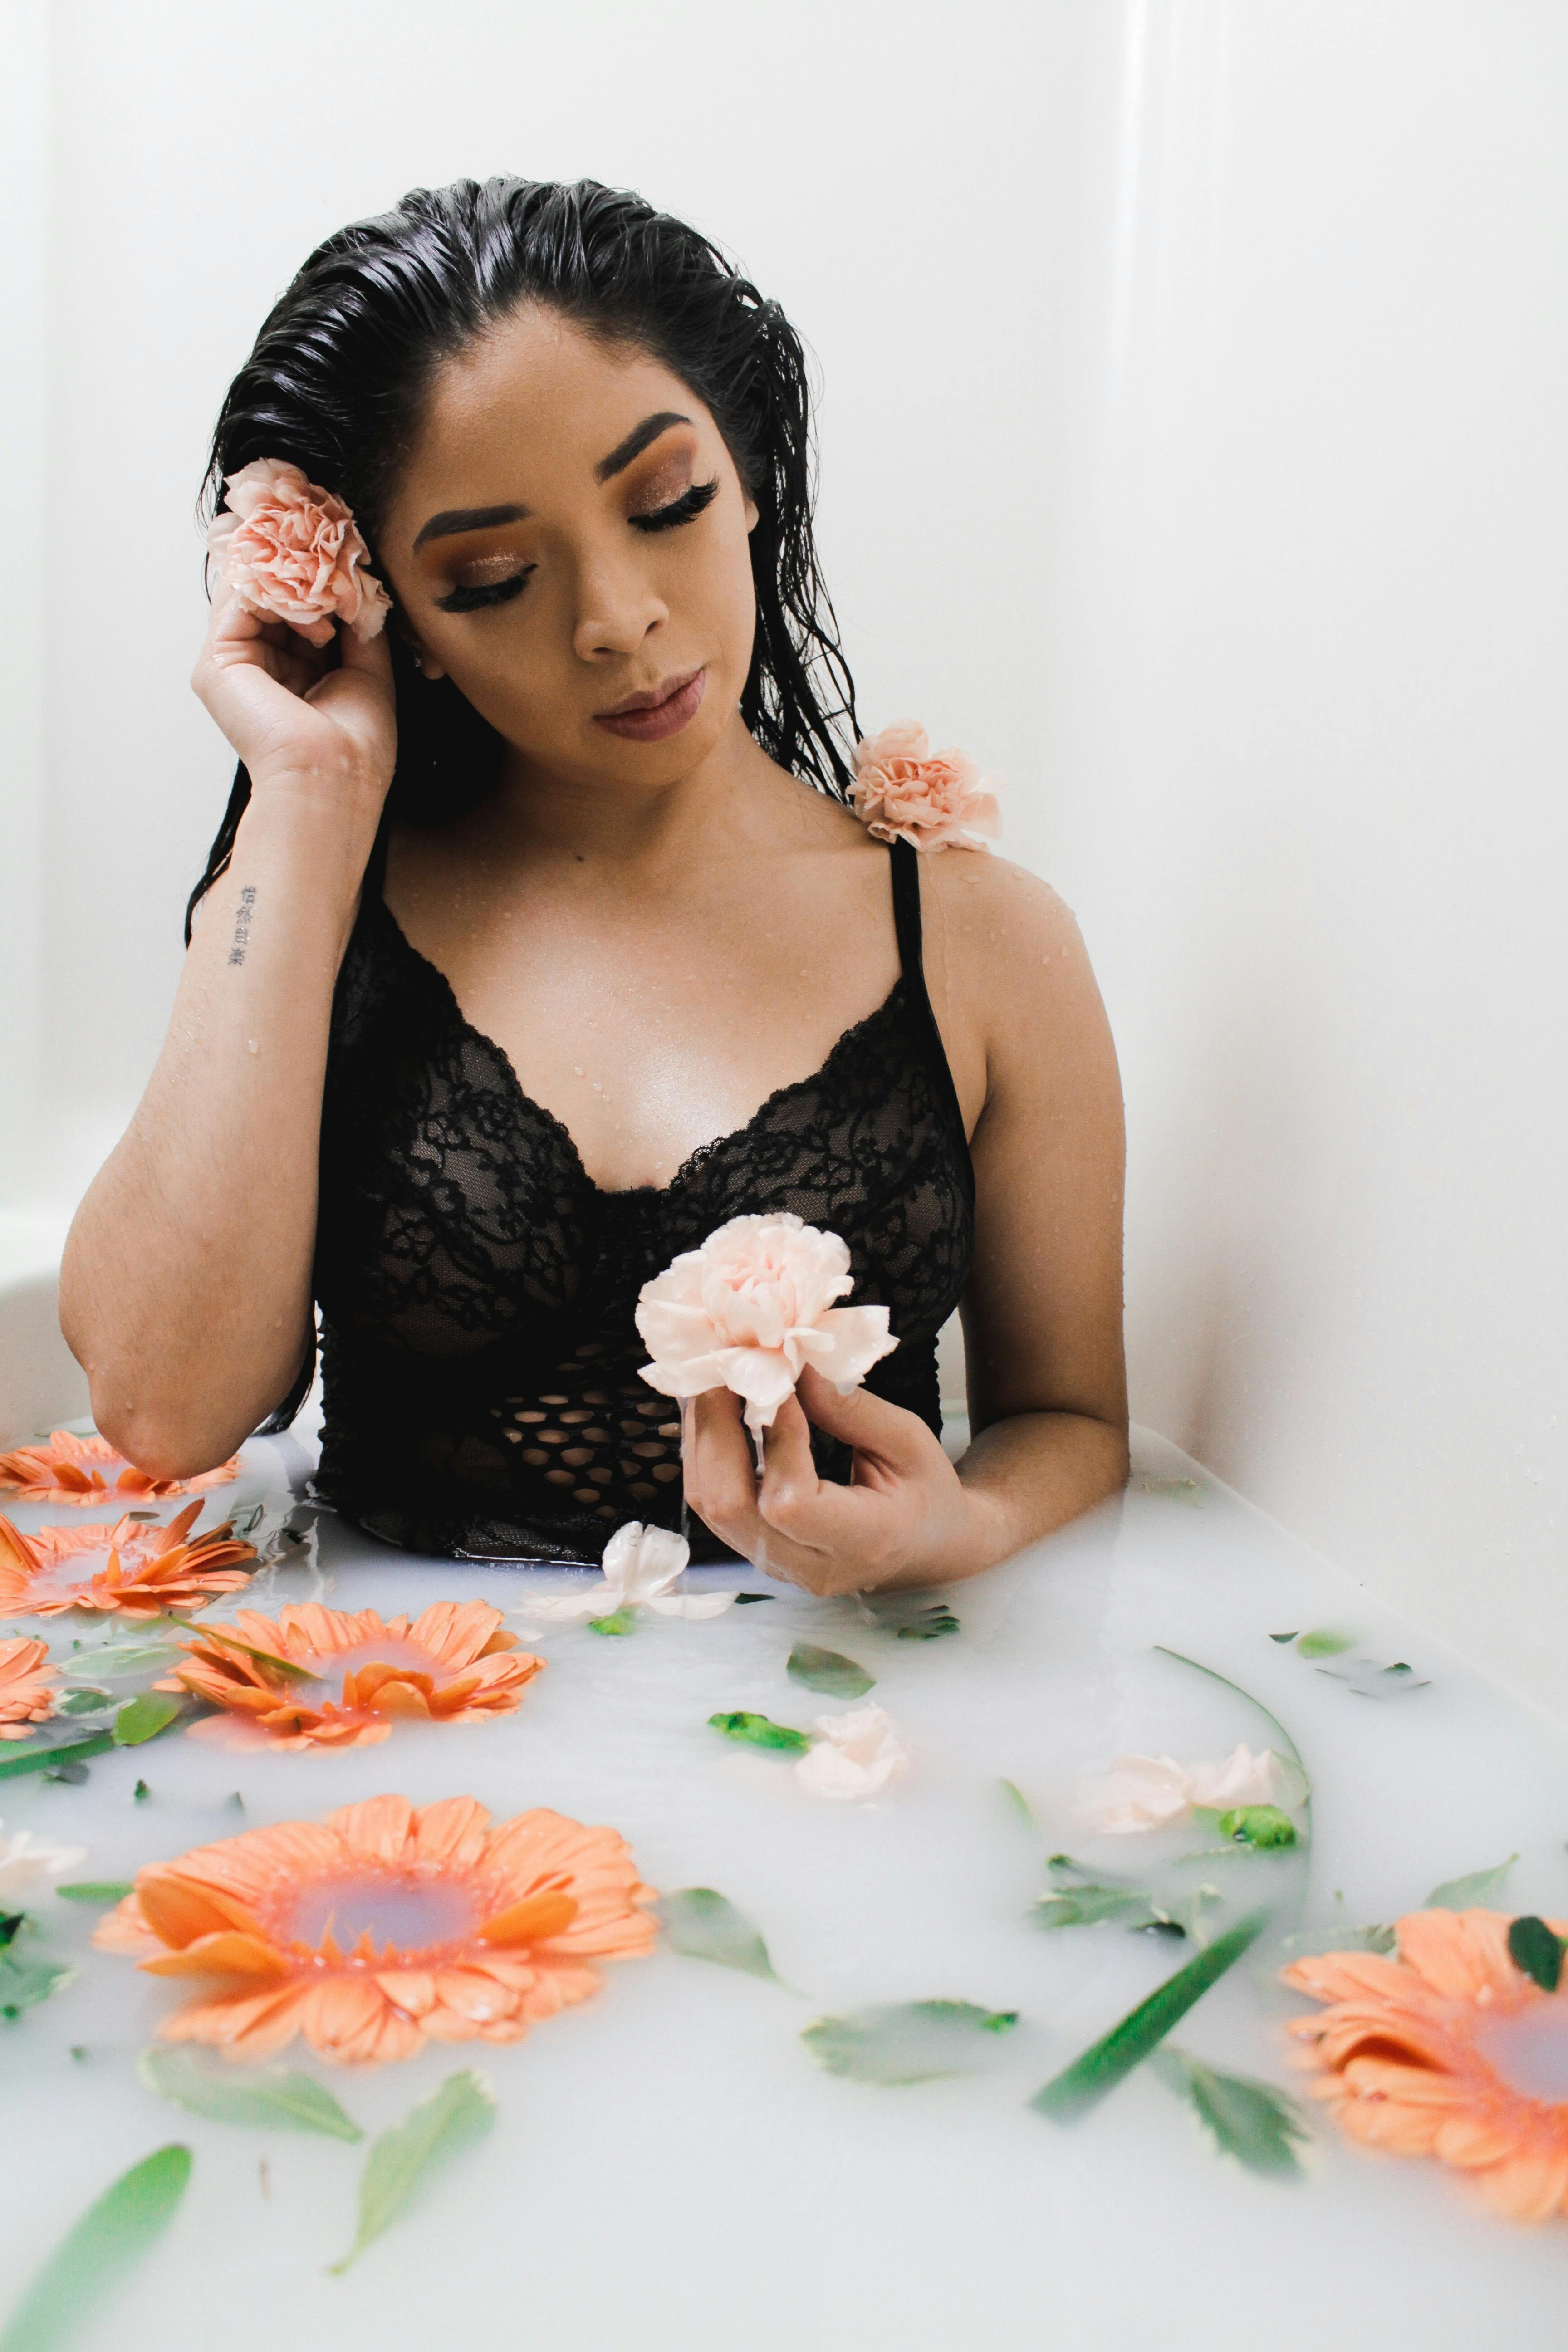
[206,458,392,650]
[849,720,1002,853]
[635,1213,896,1441]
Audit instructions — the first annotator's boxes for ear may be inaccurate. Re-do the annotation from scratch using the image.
[395,618,446,682]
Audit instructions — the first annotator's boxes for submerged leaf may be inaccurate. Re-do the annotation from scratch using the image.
[1426,1857,1518,1910]
[0,1732,115,1782]
[59,1689,113,1716]
[1030,1907,1269,2123]
[896,1607,960,1642]
[1034,1885,1159,1931]
[999,1779,1038,1830]
[1294,1628,1356,1658]
[1140,1477,1203,1505]
[56,1883,134,1906]
[328,2070,494,2275]
[0,2142,191,2352]
[1268,1632,1300,1645]
[0,1954,74,2019]
[787,1644,874,1700]
[1316,1658,1432,1699]
[1278,1922,1396,1960]
[113,1694,183,1748]
[655,1887,777,1980]
[1151,2045,1309,2176]
[138,2047,362,2141]
[803,2000,1020,2085]
[588,1610,637,1637]
[1218,1805,1298,1851]
[707,1710,812,1754]
[1508,1916,1565,1994]
[733,1593,774,1605]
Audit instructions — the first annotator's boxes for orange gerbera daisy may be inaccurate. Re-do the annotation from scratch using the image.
[94,1792,658,2065]
[0,1428,240,1507]
[159,1600,545,1749]
[1284,1907,1568,2220]
[0,1637,58,1738]
[0,1502,258,1618]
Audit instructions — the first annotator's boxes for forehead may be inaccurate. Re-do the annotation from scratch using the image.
[397,307,701,503]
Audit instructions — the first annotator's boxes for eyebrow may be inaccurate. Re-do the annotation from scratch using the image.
[413,502,530,551]
[412,412,692,548]
[594,410,691,483]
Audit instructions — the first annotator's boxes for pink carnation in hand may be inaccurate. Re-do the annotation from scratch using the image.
[635,1213,896,1441]
[206,458,392,649]
[849,720,1002,853]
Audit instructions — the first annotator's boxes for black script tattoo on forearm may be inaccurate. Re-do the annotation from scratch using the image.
[228,886,257,967]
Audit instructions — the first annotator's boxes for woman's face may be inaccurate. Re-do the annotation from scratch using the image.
[378,307,760,789]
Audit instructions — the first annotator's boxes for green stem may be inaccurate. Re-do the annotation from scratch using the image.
[0,1732,115,1781]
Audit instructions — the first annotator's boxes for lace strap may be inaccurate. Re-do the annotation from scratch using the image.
[889,840,975,1177]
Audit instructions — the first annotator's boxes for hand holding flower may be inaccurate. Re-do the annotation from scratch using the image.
[682,1363,989,1597]
[192,461,397,818]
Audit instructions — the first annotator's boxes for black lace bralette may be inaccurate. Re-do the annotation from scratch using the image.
[308,832,975,1562]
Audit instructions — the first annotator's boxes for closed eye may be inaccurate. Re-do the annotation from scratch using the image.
[434,565,535,615]
[629,477,720,535]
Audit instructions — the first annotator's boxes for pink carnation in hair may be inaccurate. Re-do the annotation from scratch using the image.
[206,458,392,649]
[635,1213,896,1441]
[849,720,1001,853]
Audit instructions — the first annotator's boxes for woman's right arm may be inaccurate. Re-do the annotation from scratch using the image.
[58,584,396,1477]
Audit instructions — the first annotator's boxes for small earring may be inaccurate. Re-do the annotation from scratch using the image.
[410,652,423,674]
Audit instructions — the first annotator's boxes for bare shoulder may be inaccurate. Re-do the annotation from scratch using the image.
[917,850,1116,1128]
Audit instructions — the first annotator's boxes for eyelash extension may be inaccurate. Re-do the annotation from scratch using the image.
[629,476,720,534]
[434,565,535,615]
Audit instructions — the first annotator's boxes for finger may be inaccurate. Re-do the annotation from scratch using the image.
[756,1390,822,1520]
[794,1367,939,1475]
[685,1388,766,1557]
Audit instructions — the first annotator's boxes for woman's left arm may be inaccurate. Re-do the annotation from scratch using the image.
[684,854,1129,1591]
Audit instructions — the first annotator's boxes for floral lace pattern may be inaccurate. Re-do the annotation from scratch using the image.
[311,839,974,1562]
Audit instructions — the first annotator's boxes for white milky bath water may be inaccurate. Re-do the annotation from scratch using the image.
[0,1425,1563,2350]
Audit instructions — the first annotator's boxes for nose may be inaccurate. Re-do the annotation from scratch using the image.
[571,544,669,665]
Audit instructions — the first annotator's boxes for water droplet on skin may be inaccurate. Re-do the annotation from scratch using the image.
[573,1066,584,1076]
[246,1039,259,1054]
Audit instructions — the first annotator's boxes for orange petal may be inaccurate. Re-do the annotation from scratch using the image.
[142,1930,291,1979]
[477,1891,579,1946]
[412,1796,493,1866]
[329,1794,416,1864]
[137,1871,264,1950]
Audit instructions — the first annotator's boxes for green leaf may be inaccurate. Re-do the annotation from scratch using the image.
[1140,1477,1203,1505]
[56,1883,134,1906]
[655,1887,778,1980]
[803,2000,1020,2085]
[896,1607,960,1642]
[707,1710,812,1754]
[113,1694,183,1747]
[59,1689,113,1715]
[1508,1915,1565,1993]
[1048,1852,1132,1885]
[1268,1632,1299,1644]
[1218,1805,1298,1851]
[1426,1856,1517,1910]
[0,1732,115,1782]
[1029,1907,1269,2123]
[588,1610,637,1637]
[180,1623,316,1681]
[787,1644,874,1700]
[328,2069,494,2274]
[0,1954,74,2019]
[137,2047,362,2141]
[733,1592,774,1604]
[1295,1628,1356,1658]
[0,2142,191,2352]
[1278,1922,1396,1960]
[1000,1779,1038,1830]
[133,1779,151,1802]
[1034,1885,1159,1931]
[1150,2046,1309,2176]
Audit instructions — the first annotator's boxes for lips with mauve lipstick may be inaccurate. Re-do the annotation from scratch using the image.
[593,666,706,742]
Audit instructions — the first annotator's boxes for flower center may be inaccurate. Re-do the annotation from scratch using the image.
[289,1873,475,1957]
[27,1545,126,1599]
[302,1638,442,1704]
[1475,2012,1568,2102]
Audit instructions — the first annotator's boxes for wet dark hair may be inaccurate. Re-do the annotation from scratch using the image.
[186,175,859,940]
